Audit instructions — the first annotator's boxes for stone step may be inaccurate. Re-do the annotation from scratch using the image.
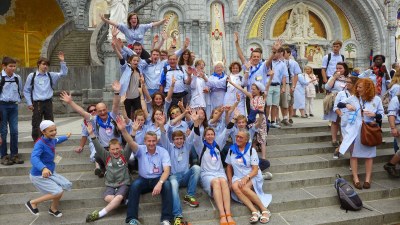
[191,197,400,225]
[1,179,398,223]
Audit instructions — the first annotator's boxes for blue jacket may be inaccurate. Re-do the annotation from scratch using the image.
[30,136,68,176]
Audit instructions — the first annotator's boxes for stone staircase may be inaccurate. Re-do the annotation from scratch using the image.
[1,122,400,225]
[49,30,93,66]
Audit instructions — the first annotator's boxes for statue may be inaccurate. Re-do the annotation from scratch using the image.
[163,12,180,50]
[211,28,224,65]
[166,29,180,50]
[106,0,128,40]
[279,2,325,41]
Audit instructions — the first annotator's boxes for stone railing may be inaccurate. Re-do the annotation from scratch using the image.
[40,20,75,59]
[90,21,109,66]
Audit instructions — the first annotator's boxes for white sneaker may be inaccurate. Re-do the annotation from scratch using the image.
[263,172,273,180]
[270,123,281,128]
[161,220,171,225]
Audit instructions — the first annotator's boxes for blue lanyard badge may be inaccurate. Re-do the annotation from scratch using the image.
[348,108,360,125]
[249,63,262,80]
[147,153,160,174]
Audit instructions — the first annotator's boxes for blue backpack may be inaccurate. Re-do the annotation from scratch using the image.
[334,174,362,212]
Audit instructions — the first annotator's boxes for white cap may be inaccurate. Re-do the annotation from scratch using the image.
[253,81,265,92]
[40,120,55,131]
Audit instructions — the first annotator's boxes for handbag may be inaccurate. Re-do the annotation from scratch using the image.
[359,100,382,147]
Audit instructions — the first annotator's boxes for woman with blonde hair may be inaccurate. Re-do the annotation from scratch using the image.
[388,70,400,99]
[337,78,384,189]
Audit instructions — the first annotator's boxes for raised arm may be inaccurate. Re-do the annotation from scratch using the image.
[234,32,246,65]
[60,91,90,120]
[165,75,176,103]
[116,115,139,153]
[100,14,118,27]
[209,106,224,125]
[227,76,252,98]
[112,80,121,115]
[170,106,190,126]
[152,18,167,27]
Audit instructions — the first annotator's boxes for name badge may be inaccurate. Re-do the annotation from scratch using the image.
[211,156,217,161]
[340,83,346,88]
[237,158,243,163]
[153,167,160,173]
[105,128,113,136]
[256,76,262,81]
[39,79,45,85]
[54,155,62,164]
[177,153,183,162]
[155,70,161,74]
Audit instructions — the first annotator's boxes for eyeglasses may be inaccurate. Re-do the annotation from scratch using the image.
[88,109,96,113]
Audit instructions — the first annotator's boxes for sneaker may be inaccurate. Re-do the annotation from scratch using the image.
[309,114,314,117]
[262,171,273,180]
[293,115,299,118]
[25,200,39,215]
[161,220,171,225]
[288,119,293,124]
[128,219,141,225]
[173,217,184,225]
[333,148,340,159]
[332,141,339,147]
[1,155,14,166]
[86,210,100,222]
[48,208,63,217]
[281,119,292,126]
[11,154,24,164]
[270,123,281,128]
[184,195,199,207]
[383,163,400,177]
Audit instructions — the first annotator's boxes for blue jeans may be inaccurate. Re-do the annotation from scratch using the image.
[126,176,173,223]
[0,103,18,158]
[169,165,201,217]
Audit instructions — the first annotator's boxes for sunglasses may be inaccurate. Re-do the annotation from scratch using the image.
[89,109,96,113]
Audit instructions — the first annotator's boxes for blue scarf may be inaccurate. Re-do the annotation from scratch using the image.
[249,62,262,80]
[203,140,218,159]
[212,72,225,79]
[230,142,251,166]
[96,112,112,129]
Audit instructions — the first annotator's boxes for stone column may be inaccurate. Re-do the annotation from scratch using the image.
[225,22,232,65]
[102,41,121,107]
[179,22,185,48]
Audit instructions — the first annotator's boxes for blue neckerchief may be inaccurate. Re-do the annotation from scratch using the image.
[96,112,112,129]
[203,140,218,159]
[348,108,360,125]
[230,142,251,166]
[249,62,262,80]
[212,72,225,79]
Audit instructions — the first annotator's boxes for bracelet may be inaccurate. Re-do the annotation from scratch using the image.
[114,92,120,95]
[159,180,164,184]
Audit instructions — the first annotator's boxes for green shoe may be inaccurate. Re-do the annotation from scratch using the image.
[86,210,100,222]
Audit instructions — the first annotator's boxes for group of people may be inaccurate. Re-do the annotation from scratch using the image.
[1,10,399,225]
[320,41,400,189]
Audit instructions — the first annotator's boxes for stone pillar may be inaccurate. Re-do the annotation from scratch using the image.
[179,22,185,48]
[102,41,121,107]
[225,22,232,65]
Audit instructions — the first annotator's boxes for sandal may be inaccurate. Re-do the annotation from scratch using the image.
[260,210,271,224]
[225,214,236,225]
[363,181,371,189]
[353,181,362,190]
[250,212,260,224]
[220,215,228,225]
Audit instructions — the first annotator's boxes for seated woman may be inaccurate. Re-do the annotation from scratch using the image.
[338,78,384,189]
[226,129,272,224]
[192,110,236,225]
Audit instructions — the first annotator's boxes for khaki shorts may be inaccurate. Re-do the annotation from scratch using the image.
[279,85,292,108]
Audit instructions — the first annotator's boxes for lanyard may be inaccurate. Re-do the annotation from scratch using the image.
[39,138,55,153]
[96,113,112,129]
[249,62,262,80]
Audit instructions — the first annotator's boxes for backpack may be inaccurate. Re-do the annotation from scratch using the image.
[327,53,345,69]
[30,72,53,101]
[334,174,362,212]
[382,92,400,114]
[161,65,184,87]
[0,75,21,99]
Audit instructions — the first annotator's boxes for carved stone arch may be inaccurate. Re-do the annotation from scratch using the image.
[264,0,340,41]
[76,0,92,29]
[155,0,187,21]
[245,39,265,59]
[55,0,75,20]
[234,0,263,46]
[205,0,234,23]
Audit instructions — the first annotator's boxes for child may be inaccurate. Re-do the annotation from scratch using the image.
[304,66,318,117]
[85,118,136,222]
[227,77,268,159]
[0,57,24,165]
[25,120,72,217]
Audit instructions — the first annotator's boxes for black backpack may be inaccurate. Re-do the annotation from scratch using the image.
[0,75,21,99]
[334,174,362,212]
[327,53,345,69]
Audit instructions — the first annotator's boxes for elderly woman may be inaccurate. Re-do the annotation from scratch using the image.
[337,78,384,189]
[206,61,227,111]
[226,129,272,224]
[192,110,236,225]
[324,62,350,147]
